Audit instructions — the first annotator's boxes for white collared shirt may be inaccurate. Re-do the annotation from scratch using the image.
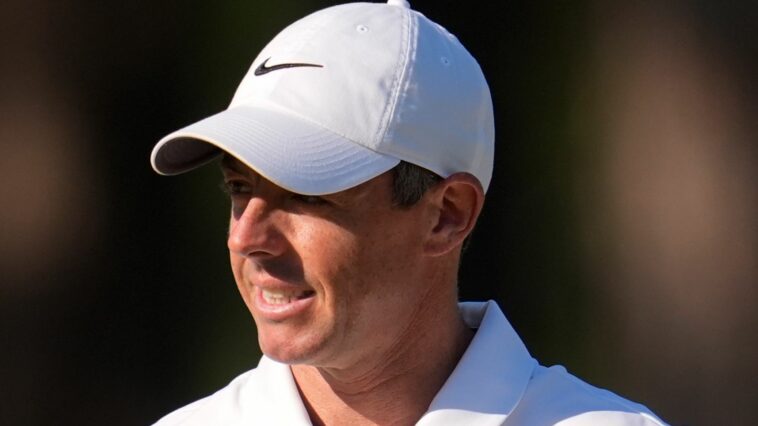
[154,301,667,425]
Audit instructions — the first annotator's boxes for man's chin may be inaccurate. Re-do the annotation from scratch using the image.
[255,321,338,366]
[258,337,323,365]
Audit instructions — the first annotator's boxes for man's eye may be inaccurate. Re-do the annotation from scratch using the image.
[219,180,251,195]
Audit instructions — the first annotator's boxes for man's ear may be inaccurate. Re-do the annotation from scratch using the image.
[423,172,485,256]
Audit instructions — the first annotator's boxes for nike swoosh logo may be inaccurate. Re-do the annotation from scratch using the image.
[254,57,323,76]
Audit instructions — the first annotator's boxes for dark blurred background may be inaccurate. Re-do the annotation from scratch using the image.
[1,0,756,424]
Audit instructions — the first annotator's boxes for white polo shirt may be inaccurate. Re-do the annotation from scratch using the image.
[153,301,667,425]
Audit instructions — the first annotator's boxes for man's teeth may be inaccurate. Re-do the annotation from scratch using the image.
[261,289,313,305]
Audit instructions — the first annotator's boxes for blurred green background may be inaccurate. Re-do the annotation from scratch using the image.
[1,1,756,424]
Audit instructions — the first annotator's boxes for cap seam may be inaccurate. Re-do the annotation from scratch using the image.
[374,6,413,149]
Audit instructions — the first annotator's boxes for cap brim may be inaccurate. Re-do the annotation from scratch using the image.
[151,104,400,195]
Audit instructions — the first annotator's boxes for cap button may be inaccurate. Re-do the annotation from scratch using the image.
[387,0,410,8]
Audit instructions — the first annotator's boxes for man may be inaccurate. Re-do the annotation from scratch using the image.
[150,1,667,424]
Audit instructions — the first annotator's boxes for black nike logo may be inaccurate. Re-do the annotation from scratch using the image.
[254,57,323,76]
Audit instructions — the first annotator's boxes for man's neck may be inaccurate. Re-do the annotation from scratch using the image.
[291,302,474,426]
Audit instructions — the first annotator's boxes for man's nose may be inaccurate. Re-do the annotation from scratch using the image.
[227,196,286,258]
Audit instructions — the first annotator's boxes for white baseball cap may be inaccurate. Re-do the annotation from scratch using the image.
[150,0,494,195]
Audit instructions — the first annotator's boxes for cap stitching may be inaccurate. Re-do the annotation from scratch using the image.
[374,6,412,148]
[373,12,450,178]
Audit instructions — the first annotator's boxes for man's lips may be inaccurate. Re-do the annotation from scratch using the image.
[252,283,317,321]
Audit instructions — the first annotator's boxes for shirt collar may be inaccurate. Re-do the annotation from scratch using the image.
[250,300,535,425]
[242,356,312,425]
[417,300,537,425]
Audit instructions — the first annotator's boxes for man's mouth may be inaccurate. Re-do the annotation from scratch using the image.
[260,288,316,305]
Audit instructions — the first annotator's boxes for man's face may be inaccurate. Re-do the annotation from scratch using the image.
[221,157,435,368]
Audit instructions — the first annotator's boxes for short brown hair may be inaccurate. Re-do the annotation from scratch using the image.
[391,161,443,207]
